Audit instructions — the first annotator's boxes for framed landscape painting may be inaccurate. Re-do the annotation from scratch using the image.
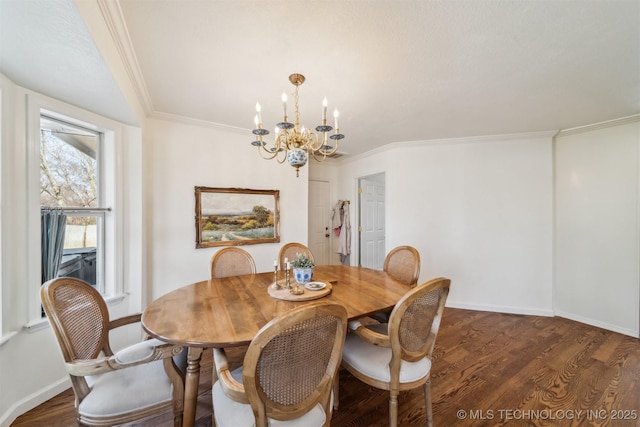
[195,186,280,248]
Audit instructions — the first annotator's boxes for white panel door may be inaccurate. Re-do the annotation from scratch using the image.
[359,175,385,269]
[308,180,331,265]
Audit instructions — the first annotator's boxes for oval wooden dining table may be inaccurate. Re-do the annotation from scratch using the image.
[142,264,411,426]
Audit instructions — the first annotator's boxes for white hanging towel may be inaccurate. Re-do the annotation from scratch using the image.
[337,201,351,265]
[331,201,343,236]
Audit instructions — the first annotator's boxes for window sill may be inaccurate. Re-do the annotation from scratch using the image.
[104,293,127,305]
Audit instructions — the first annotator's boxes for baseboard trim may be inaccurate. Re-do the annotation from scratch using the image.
[445,302,639,338]
[446,300,554,317]
[0,376,70,427]
[554,310,639,338]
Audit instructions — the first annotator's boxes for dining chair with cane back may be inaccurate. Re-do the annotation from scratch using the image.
[210,247,257,279]
[338,277,450,427]
[278,242,315,269]
[41,277,187,427]
[212,302,348,427]
[384,245,421,287]
[370,245,421,323]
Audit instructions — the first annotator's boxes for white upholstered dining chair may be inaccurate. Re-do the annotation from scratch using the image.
[278,242,315,270]
[41,277,187,426]
[338,277,450,427]
[210,246,257,279]
[212,302,348,427]
[370,245,421,323]
[384,245,421,286]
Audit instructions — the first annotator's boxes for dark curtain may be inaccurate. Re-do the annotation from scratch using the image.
[41,210,67,284]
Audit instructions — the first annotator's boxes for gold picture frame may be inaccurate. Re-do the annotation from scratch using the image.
[195,186,280,248]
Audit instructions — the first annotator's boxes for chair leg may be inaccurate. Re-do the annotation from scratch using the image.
[424,379,433,427]
[389,392,399,427]
[333,369,340,410]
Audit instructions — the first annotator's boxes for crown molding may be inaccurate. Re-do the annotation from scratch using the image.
[151,111,249,135]
[338,130,559,165]
[97,0,154,116]
[556,114,640,137]
[391,130,559,147]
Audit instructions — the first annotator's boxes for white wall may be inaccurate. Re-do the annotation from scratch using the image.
[555,118,640,337]
[334,133,555,316]
[0,89,310,425]
[144,118,309,300]
[0,77,146,425]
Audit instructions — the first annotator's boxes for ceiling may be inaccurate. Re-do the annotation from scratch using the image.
[1,0,639,157]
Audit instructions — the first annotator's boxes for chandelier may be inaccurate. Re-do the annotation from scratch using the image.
[251,73,345,177]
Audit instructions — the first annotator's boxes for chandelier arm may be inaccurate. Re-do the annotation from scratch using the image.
[311,150,328,162]
[321,143,340,156]
[304,132,324,152]
[257,145,280,160]
[258,140,273,154]
[275,133,289,163]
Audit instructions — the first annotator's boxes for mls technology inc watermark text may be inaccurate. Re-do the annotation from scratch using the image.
[456,409,638,422]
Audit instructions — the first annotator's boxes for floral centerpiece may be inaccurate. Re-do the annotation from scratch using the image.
[290,252,315,284]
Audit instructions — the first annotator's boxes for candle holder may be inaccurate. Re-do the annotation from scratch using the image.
[285,265,291,289]
[273,264,281,289]
[290,284,304,295]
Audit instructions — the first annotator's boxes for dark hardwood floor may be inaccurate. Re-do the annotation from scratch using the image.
[12,308,640,426]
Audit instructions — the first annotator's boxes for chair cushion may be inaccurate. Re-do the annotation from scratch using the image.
[342,331,432,384]
[80,341,175,418]
[212,367,328,427]
[115,338,187,373]
[114,338,163,364]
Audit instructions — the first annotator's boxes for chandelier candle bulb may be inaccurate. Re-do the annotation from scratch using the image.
[322,97,328,122]
[256,102,262,125]
[281,92,287,117]
[333,109,339,130]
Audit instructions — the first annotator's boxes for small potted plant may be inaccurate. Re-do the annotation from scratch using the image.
[290,252,315,284]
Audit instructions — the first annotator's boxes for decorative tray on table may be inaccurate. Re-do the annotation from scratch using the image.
[268,281,332,301]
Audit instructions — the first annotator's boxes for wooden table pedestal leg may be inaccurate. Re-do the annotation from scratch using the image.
[183,347,203,427]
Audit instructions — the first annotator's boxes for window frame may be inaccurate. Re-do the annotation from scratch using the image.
[26,94,125,326]
[40,115,106,293]
[0,85,3,337]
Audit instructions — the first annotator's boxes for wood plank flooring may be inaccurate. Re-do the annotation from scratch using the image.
[11,308,640,426]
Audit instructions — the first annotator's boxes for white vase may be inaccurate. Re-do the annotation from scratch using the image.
[293,267,313,284]
[287,148,308,168]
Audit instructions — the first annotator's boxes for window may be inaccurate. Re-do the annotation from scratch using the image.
[22,94,131,328]
[40,116,108,298]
